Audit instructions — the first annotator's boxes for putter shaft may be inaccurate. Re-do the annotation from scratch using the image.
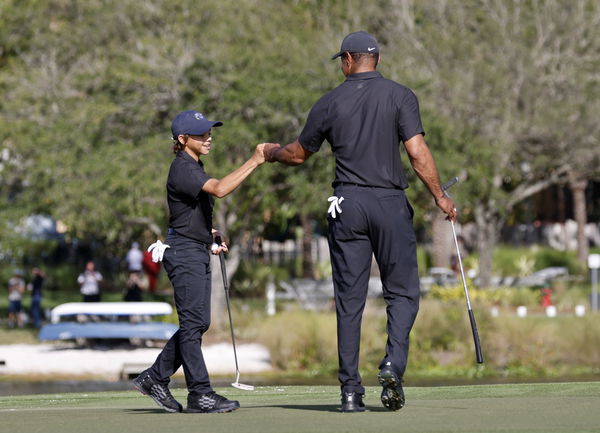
[450,220,472,310]
[443,177,484,364]
[218,250,255,390]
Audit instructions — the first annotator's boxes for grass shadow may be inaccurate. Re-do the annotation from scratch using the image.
[255,404,341,412]
[254,404,398,413]
[124,408,171,414]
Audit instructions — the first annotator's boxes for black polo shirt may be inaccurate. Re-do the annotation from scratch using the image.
[166,151,214,244]
[298,71,424,189]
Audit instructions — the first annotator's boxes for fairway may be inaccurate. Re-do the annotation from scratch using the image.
[1,382,599,433]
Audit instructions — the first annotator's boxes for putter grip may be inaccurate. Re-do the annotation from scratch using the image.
[468,309,484,364]
[215,236,228,289]
[442,176,459,192]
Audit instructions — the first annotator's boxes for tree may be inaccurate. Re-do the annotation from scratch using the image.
[379,0,600,285]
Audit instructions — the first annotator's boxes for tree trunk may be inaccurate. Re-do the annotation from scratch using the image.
[474,204,502,288]
[569,175,589,265]
[300,213,315,279]
[557,185,567,249]
[431,209,453,268]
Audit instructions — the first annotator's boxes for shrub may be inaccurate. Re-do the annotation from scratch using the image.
[534,248,582,274]
[231,260,290,298]
[256,308,338,371]
[253,297,600,378]
[428,284,540,307]
[462,245,585,278]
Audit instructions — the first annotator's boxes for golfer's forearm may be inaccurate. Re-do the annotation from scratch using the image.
[406,139,445,201]
[411,154,445,200]
[203,158,260,198]
[272,139,311,165]
[273,148,302,165]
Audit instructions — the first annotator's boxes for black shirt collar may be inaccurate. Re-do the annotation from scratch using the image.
[177,150,203,166]
[345,71,382,81]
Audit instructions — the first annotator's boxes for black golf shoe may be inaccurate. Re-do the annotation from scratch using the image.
[340,392,366,412]
[187,391,240,413]
[132,369,183,413]
[378,366,405,411]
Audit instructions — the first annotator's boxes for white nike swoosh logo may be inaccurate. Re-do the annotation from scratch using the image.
[368,47,376,51]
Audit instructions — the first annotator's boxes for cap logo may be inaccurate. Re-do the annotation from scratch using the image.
[368,47,376,51]
[194,113,204,120]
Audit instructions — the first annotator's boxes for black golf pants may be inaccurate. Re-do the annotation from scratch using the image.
[150,233,213,395]
[328,185,420,395]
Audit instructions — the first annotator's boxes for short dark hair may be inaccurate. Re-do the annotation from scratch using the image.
[343,51,379,65]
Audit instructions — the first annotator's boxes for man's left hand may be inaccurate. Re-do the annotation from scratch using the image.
[436,195,458,222]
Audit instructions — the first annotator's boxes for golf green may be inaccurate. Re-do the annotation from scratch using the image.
[1,382,599,433]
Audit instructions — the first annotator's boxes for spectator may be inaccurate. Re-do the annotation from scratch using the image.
[77,261,102,302]
[27,267,45,328]
[124,272,143,302]
[125,242,144,275]
[142,248,161,294]
[8,269,26,328]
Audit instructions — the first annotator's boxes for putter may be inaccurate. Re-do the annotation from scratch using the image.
[215,239,255,391]
[442,177,484,364]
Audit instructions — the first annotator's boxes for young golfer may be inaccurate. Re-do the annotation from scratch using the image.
[134,110,266,413]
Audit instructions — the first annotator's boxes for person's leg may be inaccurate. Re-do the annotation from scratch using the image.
[149,330,183,382]
[153,236,212,394]
[328,187,372,395]
[370,190,420,377]
[31,297,41,328]
[15,301,24,328]
[8,301,17,328]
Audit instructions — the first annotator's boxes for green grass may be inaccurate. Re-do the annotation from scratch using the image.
[1,383,599,433]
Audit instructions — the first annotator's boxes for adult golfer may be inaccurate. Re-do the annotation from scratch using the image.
[264,31,456,412]
[134,110,266,413]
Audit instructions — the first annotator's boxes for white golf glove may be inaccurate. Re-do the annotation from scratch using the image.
[147,240,170,263]
[327,196,344,219]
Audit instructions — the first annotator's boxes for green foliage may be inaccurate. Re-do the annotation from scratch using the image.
[492,246,537,277]
[256,308,338,371]
[534,248,582,275]
[42,264,79,293]
[251,298,600,377]
[231,260,291,298]
[417,246,432,276]
[464,245,584,277]
[428,284,528,305]
[1,0,599,288]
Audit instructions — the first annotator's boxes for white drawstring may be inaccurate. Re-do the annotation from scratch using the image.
[147,240,170,263]
[327,196,344,219]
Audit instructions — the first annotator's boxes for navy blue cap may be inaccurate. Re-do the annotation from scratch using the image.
[331,31,379,60]
[171,110,223,138]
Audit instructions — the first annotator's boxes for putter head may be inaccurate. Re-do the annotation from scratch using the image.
[232,382,255,391]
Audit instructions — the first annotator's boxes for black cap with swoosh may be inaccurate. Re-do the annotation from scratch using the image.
[331,30,379,59]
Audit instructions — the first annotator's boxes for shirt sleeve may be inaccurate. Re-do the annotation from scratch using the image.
[397,89,425,142]
[173,164,212,199]
[298,96,329,153]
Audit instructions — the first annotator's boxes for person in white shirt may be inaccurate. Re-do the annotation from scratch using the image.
[7,269,26,328]
[125,242,144,274]
[77,261,102,302]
